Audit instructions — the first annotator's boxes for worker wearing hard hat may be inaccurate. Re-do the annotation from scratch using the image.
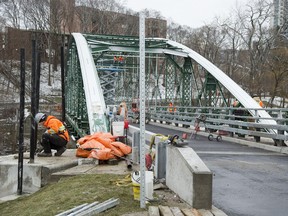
[35,113,70,157]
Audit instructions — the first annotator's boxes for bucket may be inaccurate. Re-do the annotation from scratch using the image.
[131,171,153,201]
[112,121,124,136]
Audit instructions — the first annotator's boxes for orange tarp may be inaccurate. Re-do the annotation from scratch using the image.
[76,132,131,160]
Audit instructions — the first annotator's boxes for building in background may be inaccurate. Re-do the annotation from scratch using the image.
[272,0,288,33]
[51,0,167,38]
[4,0,167,62]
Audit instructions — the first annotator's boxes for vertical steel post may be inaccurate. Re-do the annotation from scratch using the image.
[29,40,36,163]
[61,46,65,122]
[17,48,25,195]
[139,12,146,208]
[35,51,41,121]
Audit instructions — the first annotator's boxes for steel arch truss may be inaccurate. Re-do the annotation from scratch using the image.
[65,33,276,138]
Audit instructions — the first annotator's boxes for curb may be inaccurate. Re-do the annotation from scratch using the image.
[41,160,78,186]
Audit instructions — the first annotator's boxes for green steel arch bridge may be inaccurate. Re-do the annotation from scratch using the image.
[65,33,280,140]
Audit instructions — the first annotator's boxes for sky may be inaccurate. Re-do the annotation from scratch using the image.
[124,0,246,28]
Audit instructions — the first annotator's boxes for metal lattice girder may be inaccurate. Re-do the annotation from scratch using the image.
[97,68,122,105]
[198,72,217,107]
[198,72,228,107]
[65,41,89,138]
[182,58,193,106]
[165,55,176,103]
[83,34,187,107]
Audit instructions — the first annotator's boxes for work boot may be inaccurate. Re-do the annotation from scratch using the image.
[55,147,66,156]
[37,152,52,157]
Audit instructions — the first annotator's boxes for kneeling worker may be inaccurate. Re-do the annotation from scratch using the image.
[35,113,70,157]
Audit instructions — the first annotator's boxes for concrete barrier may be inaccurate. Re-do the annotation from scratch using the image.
[166,145,212,209]
[0,151,78,198]
[0,163,42,198]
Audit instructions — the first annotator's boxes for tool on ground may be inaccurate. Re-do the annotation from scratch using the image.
[168,135,188,147]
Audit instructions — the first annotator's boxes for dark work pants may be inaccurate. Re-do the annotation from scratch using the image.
[41,133,67,153]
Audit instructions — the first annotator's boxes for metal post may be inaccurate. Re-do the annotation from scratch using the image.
[139,12,146,208]
[17,48,25,195]
[61,46,65,122]
[34,51,41,146]
[35,51,41,113]
[277,111,284,146]
[29,40,37,163]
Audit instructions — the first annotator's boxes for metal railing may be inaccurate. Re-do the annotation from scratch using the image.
[130,106,288,146]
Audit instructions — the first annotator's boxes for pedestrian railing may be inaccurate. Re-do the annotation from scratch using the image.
[141,106,288,146]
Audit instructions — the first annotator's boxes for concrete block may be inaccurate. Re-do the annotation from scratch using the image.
[166,145,212,209]
[0,164,42,198]
[166,146,193,205]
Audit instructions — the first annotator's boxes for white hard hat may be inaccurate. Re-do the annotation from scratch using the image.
[35,113,47,124]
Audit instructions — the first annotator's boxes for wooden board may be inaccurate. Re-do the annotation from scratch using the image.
[198,209,213,216]
[158,205,174,216]
[181,208,195,216]
[170,207,185,216]
[148,206,160,216]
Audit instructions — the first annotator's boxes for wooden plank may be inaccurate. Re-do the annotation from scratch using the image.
[158,205,174,216]
[170,207,185,216]
[211,206,228,216]
[192,208,202,216]
[148,206,160,216]
[198,209,213,216]
[181,208,195,216]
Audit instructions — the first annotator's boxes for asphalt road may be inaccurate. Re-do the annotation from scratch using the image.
[134,123,288,216]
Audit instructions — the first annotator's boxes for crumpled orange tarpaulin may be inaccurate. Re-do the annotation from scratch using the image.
[76,132,131,160]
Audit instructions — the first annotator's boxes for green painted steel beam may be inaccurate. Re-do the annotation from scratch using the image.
[65,33,232,137]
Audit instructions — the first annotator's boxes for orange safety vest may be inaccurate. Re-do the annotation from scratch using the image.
[43,115,70,141]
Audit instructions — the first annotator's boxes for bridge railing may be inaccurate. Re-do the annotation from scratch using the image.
[143,106,288,146]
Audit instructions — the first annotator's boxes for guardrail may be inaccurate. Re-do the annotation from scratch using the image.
[129,106,288,146]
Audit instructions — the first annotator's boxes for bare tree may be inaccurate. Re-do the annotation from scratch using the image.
[265,47,288,107]
[167,21,192,44]
[230,0,274,95]
[0,0,24,28]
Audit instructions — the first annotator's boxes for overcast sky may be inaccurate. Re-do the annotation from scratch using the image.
[124,0,246,28]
